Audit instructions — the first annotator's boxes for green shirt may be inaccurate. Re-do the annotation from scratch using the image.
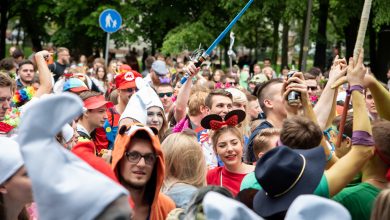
[240,172,329,197]
[333,182,380,220]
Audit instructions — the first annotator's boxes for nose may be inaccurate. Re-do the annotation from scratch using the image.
[226,144,234,152]
[136,157,146,166]
[152,114,159,122]
[103,112,108,119]
[2,99,11,110]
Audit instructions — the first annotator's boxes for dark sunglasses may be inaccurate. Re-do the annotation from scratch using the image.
[158,92,173,98]
[308,86,318,91]
[126,88,138,93]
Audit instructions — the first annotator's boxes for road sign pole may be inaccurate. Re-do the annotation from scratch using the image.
[99,9,122,66]
[104,33,110,67]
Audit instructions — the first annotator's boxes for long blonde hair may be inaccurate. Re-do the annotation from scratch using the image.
[371,188,390,220]
[161,130,206,189]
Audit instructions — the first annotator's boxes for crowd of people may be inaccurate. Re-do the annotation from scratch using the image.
[1,45,390,220]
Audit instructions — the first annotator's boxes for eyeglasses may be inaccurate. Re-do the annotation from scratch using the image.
[125,151,157,165]
[308,86,318,91]
[158,92,173,98]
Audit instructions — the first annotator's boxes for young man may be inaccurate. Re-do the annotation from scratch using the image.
[16,60,35,90]
[77,91,112,143]
[112,124,175,220]
[144,60,170,88]
[94,69,142,152]
[0,73,13,122]
[333,120,390,220]
[200,89,234,169]
[49,47,70,81]
[247,94,263,121]
[304,73,321,105]
[156,83,174,116]
[246,79,286,163]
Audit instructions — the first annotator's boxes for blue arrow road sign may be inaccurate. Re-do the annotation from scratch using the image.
[99,9,122,33]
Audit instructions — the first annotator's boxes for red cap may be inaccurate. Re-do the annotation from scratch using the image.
[83,95,113,109]
[115,70,142,89]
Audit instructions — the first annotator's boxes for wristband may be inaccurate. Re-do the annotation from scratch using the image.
[347,85,364,95]
[352,130,375,146]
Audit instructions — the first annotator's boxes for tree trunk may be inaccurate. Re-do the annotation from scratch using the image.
[376,25,390,82]
[271,19,280,67]
[369,12,377,75]
[298,18,306,70]
[255,27,259,62]
[301,0,314,72]
[0,2,9,59]
[281,21,289,69]
[313,0,329,71]
[343,18,359,60]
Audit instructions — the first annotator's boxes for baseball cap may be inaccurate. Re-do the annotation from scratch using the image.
[115,70,142,90]
[151,60,169,76]
[83,95,113,110]
[63,78,89,93]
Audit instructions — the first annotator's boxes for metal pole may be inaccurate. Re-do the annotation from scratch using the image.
[105,33,110,67]
[301,0,313,72]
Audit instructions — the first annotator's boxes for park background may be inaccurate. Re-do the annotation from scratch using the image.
[1,0,389,80]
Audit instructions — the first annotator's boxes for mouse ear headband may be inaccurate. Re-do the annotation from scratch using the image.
[201,109,246,130]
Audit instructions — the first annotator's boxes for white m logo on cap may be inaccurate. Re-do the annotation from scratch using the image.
[124,72,134,81]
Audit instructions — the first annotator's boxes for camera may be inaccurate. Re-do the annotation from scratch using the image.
[286,71,301,106]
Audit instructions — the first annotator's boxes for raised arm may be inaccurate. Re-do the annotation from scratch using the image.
[34,50,53,97]
[325,49,374,197]
[283,72,337,166]
[174,62,200,123]
[314,56,347,130]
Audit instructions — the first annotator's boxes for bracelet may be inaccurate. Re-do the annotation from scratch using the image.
[352,130,375,146]
[347,85,364,95]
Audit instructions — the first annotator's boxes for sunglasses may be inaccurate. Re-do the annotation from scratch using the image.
[126,88,138,93]
[308,86,318,91]
[158,92,173,98]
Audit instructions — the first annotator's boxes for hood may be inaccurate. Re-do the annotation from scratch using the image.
[112,123,165,216]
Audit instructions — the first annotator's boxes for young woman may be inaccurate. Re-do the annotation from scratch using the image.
[0,138,34,220]
[202,110,254,196]
[146,104,168,141]
[161,130,206,208]
[94,66,109,94]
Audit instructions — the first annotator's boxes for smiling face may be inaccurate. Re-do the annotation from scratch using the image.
[119,137,155,189]
[156,85,173,111]
[209,95,233,118]
[215,130,243,168]
[147,106,164,131]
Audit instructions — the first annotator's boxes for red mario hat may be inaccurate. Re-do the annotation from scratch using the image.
[115,70,142,90]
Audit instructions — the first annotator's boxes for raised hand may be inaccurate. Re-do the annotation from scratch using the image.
[347,49,366,86]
